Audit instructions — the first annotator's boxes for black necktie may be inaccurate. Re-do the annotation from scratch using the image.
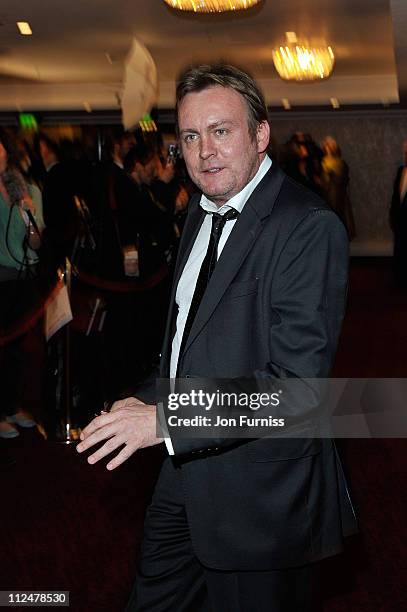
[177,208,239,370]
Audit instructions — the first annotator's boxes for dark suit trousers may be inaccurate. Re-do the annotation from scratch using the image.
[125,458,319,612]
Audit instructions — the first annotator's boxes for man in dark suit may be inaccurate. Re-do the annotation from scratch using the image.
[37,133,81,268]
[77,64,357,611]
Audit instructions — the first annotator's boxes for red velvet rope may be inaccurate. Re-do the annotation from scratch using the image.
[0,264,170,346]
[76,263,170,294]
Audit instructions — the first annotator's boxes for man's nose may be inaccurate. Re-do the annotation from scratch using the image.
[199,135,215,160]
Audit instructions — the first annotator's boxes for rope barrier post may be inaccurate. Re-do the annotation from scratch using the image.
[54,257,76,444]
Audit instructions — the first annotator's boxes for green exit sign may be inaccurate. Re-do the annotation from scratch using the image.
[19,113,38,130]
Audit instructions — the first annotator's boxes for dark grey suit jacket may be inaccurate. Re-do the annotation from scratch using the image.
[139,164,357,570]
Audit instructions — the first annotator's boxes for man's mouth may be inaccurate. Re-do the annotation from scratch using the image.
[202,167,223,174]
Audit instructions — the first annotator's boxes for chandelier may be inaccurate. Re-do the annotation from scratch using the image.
[163,0,260,12]
[272,45,335,82]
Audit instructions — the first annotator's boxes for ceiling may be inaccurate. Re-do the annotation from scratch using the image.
[0,0,405,112]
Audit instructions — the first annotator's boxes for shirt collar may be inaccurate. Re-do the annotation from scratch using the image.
[200,155,272,215]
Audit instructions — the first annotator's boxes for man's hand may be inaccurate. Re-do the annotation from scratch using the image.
[76,398,163,470]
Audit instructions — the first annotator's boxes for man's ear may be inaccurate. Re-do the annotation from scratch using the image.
[256,120,271,154]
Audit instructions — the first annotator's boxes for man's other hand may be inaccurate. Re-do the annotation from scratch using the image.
[76,398,162,470]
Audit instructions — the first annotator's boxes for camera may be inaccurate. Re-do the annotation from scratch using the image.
[167,144,178,162]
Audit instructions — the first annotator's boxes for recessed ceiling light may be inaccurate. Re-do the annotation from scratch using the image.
[17,22,32,36]
[285,32,297,44]
[330,97,340,109]
[282,98,291,110]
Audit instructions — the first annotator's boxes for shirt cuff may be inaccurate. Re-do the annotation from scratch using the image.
[164,436,175,456]
[157,401,175,456]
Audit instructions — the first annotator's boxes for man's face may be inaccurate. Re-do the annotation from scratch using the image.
[39,140,48,163]
[178,86,269,206]
[137,156,156,186]
[120,135,134,160]
[158,159,176,184]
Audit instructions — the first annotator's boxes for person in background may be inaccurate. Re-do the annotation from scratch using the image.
[0,130,44,438]
[85,128,137,282]
[150,147,191,246]
[281,132,324,196]
[390,138,407,286]
[15,138,43,189]
[36,133,80,270]
[124,143,174,368]
[69,128,141,417]
[150,147,180,214]
[321,136,355,240]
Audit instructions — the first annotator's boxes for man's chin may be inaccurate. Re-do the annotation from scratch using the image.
[198,183,234,204]
[202,191,231,205]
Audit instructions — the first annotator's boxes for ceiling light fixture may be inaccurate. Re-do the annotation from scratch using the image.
[272,44,335,82]
[17,21,32,36]
[163,0,260,13]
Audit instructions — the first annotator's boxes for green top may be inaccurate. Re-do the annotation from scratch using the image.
[0,183,44,270]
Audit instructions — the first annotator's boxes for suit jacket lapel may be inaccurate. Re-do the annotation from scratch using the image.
[173,195,205,292]
[159,194,205,375]
[183,164,286,357]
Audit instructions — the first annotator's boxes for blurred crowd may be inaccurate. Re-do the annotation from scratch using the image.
[0,126,357,439]
[0,127,193,438]
[279,132,355,239]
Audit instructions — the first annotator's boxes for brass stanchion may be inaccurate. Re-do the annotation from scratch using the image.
[53,258,80,444]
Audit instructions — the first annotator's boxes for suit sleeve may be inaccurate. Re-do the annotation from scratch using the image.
[267,209,348,379]
[171,208,349,457]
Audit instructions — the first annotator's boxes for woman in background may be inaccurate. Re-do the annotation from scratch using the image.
[0,130,44,438]
[321,136,355,240]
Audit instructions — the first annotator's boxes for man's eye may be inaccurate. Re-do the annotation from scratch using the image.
[215,128,228,136]
[184,134,198,143]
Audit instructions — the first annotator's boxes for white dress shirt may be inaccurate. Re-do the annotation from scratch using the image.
[164,155,272,454]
